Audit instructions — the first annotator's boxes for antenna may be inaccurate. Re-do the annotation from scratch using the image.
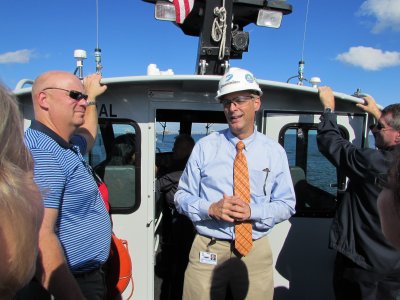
[301,0,310,63]
[287,60,307,85]
[309,77,321,88]
[352,88,368,98]
[94,0,103,74]
[287,0,317,86]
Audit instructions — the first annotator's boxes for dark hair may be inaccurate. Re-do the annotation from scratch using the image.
[109,133,136,165]
[382,104,400,130]
[174,134,195,149]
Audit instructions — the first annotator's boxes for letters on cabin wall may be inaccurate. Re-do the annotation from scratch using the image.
[98,104,117,117]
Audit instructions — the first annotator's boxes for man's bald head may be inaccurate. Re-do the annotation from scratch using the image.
[30,71,88,141]
[32,71,82,101]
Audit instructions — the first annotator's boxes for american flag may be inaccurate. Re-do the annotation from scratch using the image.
[173,0,194,24]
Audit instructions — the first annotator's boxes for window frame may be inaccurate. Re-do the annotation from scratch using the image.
[89,118,141,214]
[278,122,349,218]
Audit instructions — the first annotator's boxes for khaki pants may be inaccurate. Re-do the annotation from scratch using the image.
[183,234,273,300]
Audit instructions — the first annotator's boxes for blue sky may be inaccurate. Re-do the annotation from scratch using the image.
[0,0,399,107]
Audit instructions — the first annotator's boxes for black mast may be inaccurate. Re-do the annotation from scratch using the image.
[145,0,293,75]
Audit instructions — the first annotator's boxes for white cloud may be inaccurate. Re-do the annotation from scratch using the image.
[359,0,400,33]
[336,46,400,71]
[0,49,34,64]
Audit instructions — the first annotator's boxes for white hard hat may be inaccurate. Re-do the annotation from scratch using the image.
[216,67,263,100]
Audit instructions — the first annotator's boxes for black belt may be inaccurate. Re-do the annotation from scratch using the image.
[200,234,233,242]
[73,266,102,278]
[200,234,256,242]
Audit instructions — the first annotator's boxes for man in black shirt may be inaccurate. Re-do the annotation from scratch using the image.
[317,86,400,300]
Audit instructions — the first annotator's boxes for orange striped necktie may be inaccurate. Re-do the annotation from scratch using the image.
[234,141,253,256]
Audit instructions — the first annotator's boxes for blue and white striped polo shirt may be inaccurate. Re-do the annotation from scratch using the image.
[25,121,112,273]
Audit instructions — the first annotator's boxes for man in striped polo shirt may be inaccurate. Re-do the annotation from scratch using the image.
[24,71,111,299]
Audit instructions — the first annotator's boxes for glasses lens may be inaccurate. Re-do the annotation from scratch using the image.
[369,124,375,131]
[221,99,232,106]
[235,99,248,106]
[221,95,254,107]
[69,90,88,101]
[369,123,384,131]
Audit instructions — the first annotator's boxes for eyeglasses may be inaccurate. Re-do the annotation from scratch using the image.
[42,87,88,101]
[220,95,255,107]
[369,122,394,132]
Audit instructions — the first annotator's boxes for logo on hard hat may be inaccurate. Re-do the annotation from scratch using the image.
[245,74,254,83]
[225,74,233,82]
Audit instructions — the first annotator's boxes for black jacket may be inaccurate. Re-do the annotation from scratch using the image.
[317,112,400,273]
[156,170,183,208]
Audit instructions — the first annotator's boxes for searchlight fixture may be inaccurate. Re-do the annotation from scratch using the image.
[155,1,176,21]
[256,9,283,28]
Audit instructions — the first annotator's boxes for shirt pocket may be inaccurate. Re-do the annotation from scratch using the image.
[250,168,274,198]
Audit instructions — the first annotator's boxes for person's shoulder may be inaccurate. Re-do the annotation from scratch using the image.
[194,131,229,154]
[24,127,39,141]
[25,127,54,148]
[196,129,227,145]
[255,131,283,149]
[25,128,66,160]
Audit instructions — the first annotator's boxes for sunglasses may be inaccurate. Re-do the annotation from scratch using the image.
[369,123,393,131]
[220,95,255,107]
[42,87,88,101]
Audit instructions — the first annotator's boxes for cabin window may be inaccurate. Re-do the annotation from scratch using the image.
[88,118,141,214]
[155,119,228,172]
[156,121,180,153]
[88,126,107,166]
[279,124,347,217]
[156,121,228,152]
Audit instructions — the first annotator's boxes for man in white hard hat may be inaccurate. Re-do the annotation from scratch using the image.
[175,67,296,300]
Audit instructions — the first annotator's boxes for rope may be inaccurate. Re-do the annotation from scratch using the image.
[211,0,227,60]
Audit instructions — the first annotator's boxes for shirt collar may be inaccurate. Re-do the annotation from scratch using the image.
[225,127,257,150]
[30,120,72,149]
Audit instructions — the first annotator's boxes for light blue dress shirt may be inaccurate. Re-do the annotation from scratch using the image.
[174,128,296,240]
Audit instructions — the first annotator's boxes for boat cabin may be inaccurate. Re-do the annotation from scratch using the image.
[15,74,374,299]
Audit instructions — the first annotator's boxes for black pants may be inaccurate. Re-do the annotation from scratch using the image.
[158,210,196,300]
[74,268,107,300]
[333,252,400,300]
[14,268,106,300]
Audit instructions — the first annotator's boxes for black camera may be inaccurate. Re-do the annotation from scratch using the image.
[231,30,249,52]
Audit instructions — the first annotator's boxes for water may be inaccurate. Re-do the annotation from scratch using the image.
[156,133,205,152]
[156,132,337,194]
